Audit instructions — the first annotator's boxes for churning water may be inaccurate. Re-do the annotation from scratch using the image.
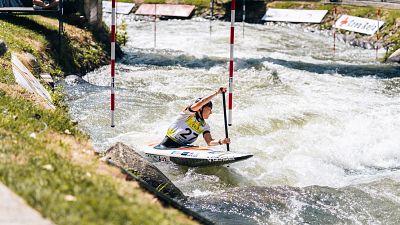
[65,16,400,224]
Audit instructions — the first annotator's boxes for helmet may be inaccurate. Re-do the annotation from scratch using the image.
[195,97,213,109]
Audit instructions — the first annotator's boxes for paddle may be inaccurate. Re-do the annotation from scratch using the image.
[222,90,230,151]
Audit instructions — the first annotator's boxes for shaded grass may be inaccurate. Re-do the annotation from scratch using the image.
[0,17,48,84]
[0,15,110,78]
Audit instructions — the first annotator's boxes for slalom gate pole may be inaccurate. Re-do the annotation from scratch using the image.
[333,6,337,52]
[209,0,214,35]
[228,0,235,126]
[154,4,157,48]
[111,0,116,127]
[242,0,245,38]
[376,9,380,60]
[222,92,230,151]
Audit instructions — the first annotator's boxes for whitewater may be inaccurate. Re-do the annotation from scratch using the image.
[64,17,400,224]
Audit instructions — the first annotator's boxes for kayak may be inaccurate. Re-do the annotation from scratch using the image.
[144,144,253,167]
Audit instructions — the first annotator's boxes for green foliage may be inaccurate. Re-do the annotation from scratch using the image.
[51,84,68,110]
[268,1,305,9]
[144,0,166,4]
[117,20,129,46]
[0,17,46,84]
[0,90,79,136]
[156,182,170,193]
[0,53,14,84]
[180,0,210,7]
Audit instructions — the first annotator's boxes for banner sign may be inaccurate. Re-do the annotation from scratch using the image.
[135,4,195,18]
[334,15,384,35]
[262,8,328,23]
[103,1,135,15]
[11,54,55,109]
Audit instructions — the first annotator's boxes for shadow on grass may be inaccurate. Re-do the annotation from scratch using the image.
[0,14,121,76]
[0,14,72,73]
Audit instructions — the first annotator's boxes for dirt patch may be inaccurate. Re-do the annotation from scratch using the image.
[0,83,51,109]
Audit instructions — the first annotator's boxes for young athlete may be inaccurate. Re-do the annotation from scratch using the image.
[159,87,230,148]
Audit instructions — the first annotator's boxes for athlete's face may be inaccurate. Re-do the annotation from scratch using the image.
[202,106,212,119]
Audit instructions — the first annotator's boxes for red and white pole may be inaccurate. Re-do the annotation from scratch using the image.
[154,4,157,48]
[209,0,214,35]
[111,0,116,127]
[242,0,245,38]
[228,0,235,126]
[333,7,337,52]
[376,9,380,60]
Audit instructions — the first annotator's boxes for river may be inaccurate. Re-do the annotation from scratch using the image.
[64,16,400,224]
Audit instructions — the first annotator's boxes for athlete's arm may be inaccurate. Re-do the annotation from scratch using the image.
[203,132,230,146]
[190,87,227,112]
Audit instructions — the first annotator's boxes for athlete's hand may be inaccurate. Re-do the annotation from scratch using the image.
[219,138,230,145]
[218,87,227,94]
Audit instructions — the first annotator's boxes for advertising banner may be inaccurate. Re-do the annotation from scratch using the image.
[334,15,384,35]
[11,54,55,109]
[135,4,195,18]
[262,8,328,23]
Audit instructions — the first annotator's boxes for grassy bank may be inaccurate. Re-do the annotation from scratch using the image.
[0,15,198,225]
[268,1,400,60]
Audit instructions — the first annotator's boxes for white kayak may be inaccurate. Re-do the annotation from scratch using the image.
[144,144,253,167]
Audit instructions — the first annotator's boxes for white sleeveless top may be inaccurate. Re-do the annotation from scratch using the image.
[165,107,210,145]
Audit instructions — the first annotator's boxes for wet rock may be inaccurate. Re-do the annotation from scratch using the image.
[387,48,400,63]
[71,119,78,126]
[187,185,299,223]
[24,52,40,73]
[349,39,359,47]
[40,73,54,89]
[267,70,282,85]
[382,78,400,96]
[0,39,7,56]
[64,75,89,85]
[104,142,185,199]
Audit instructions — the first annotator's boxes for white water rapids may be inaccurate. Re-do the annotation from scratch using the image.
[64,16,400,224]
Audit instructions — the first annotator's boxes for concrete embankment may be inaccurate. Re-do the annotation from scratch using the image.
[0,183,54,225]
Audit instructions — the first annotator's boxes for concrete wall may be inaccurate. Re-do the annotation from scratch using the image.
[84,0,102,29]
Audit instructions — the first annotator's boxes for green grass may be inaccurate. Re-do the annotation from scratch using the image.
[0,18,47,84]
[0,15,110,78]
[0,15,197,225]
[0,91,195,225]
